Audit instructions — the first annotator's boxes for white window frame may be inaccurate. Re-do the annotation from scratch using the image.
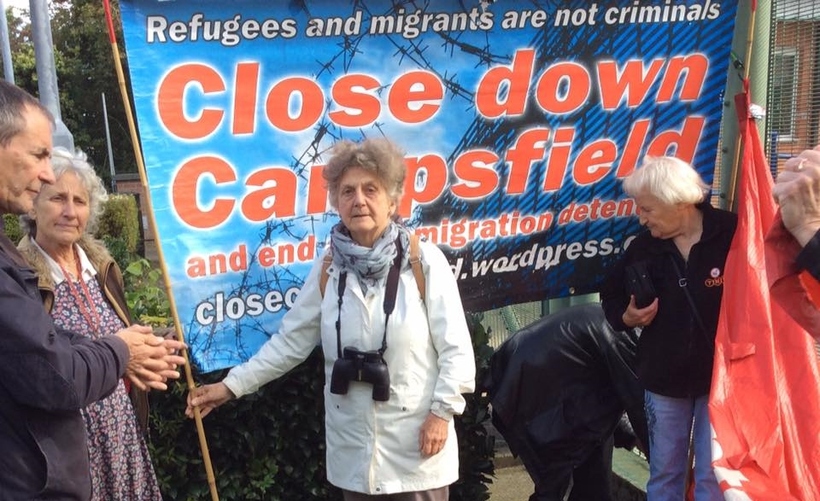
[771,48,799,142]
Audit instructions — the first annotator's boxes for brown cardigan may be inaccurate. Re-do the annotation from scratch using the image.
[17,234,150,432]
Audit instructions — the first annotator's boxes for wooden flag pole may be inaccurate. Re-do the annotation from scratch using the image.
[102,2,220,499]
[727,2,757,211]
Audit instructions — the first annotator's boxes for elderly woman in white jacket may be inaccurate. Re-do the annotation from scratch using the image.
[187,138,475,501]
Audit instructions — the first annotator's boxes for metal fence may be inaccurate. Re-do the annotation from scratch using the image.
[767,0,820,167]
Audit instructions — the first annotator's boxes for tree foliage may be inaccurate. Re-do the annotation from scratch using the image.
[3,0,137,187]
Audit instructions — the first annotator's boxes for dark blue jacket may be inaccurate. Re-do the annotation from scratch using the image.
[0,234,129,500]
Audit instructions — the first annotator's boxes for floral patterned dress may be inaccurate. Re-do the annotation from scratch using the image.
[51,273,163,501]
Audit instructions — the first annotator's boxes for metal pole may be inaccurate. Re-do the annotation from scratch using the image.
[750,0,772,150]
[29,0,73,150]
[0,0,14,83]
[718,6,751,211]
[102,92,116,192]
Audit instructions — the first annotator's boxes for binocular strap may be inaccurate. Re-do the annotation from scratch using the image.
[334,235,404,359]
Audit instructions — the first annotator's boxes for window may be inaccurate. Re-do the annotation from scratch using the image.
[770,49,798,141]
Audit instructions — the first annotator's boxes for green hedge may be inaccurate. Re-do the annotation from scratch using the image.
[2,214,23,243]
[96,194,140,267]
[149,352,335,501]
[454,313,495,500]
[147,314,495,500]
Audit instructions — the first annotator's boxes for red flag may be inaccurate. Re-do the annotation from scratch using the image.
[709,81,820,499]
[765,217,820,333]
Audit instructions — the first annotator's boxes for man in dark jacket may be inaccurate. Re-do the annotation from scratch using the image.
[0,80,186,500]
[484,303,647,501]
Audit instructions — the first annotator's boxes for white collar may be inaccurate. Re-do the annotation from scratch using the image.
[31,239,97,285]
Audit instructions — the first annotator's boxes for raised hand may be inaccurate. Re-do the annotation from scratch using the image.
[773,146,820,247]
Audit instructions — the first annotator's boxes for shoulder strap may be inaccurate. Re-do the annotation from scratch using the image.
[319,253,333,298]
[668,254,713,352]
[410,234,425,301]
[319,236,426,300]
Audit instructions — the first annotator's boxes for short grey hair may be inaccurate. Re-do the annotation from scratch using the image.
[622,156,709,205]
[322,138,406,210]
[0,80,54,147]
[21,146,109,236]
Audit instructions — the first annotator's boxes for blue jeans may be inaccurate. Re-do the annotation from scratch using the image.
[645,391,722,501]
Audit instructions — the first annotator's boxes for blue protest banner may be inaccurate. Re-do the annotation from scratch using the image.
[119,0,738,372]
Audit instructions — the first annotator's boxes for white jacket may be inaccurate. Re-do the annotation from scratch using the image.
[223,239,476,494]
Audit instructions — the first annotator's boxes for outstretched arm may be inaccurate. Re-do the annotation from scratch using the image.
[186,382,235,418]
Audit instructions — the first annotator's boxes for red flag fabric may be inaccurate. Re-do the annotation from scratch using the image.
[709,81,820,499]
[765,217,820,334]
[800,272,820,309]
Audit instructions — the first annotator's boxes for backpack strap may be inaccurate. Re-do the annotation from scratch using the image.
[318,235,426,300]
[409,234,425,301]
[319,253,333,298]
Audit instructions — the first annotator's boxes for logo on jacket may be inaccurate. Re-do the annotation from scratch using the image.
[705,267,724,287]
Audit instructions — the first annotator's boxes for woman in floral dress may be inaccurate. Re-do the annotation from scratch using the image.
[18,147,162,501]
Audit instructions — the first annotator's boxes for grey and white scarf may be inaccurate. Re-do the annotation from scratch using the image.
[330,222,410,294]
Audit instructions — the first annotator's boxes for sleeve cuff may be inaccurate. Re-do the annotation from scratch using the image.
[106,335,131,377]
[796,230,820,281]
[430,401,454,422]
[222,371,246,399]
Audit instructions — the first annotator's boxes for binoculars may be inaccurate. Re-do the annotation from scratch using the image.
[330,346,390,401]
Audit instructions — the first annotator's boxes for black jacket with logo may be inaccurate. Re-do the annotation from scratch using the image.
[601,203,737,398]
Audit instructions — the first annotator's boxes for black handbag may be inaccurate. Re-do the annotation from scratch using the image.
[625,261,657,308]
